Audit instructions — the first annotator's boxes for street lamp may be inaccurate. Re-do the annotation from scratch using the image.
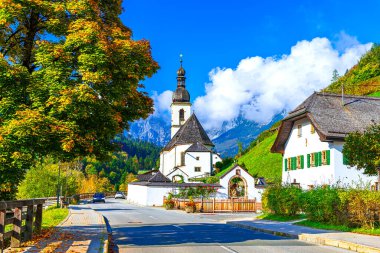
[56,162,61,208]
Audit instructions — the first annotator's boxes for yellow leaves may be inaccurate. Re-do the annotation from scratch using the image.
[62,139,75,152]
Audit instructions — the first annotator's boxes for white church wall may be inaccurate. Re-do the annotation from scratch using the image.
[185,151,212,179]
[127,184,148,206]
[146,186,173,206]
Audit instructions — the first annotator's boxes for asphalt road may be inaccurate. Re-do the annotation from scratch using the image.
[89,199,351,253]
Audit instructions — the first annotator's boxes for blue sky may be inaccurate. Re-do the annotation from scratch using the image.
[120,0,380,129]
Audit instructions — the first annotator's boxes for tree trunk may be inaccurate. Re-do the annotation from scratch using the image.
[22,11,39,73]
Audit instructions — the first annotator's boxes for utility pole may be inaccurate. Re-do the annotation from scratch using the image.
[56,162,61,208]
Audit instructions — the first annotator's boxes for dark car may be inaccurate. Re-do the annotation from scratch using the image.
[92,193,105,203]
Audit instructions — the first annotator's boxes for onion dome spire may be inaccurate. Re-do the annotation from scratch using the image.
[172,54,190,102]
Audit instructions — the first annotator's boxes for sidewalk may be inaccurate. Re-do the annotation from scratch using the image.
[6,205,108,253]
[227,219,380,253]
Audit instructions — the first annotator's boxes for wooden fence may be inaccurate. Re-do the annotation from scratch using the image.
[166,198,262,213]
[0,199,46,251]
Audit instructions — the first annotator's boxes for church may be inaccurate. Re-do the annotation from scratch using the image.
[159,59,222,182]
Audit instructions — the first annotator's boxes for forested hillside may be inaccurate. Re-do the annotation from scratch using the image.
[325,44,380,96]
[217,44,380,183]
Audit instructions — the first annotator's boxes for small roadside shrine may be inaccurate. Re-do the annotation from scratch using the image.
[217,165,266,202]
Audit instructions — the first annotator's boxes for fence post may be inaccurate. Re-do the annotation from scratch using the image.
[212,198,215,213]
[0,209,5,252]
[24,205,34,241]
[34,204,43,234]
[11,206,22,248]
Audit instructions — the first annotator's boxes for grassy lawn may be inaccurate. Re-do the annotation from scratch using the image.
[257,213,306,222]
[4,206,69,233]
[295,220,380,236]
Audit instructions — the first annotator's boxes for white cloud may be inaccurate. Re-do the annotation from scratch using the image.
[193,36,372,130]
[151,90,172,120]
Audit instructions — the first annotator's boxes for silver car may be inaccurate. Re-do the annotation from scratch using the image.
[114,192,125,199]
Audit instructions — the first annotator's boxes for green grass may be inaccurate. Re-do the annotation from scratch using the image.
[5,206,69,233]
[41,206,69,229]
[369,91,380,97]
[257,213,306,222]
[296,220,380,236]
[216,133,282,182]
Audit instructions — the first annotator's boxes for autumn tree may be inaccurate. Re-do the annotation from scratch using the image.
[0,0,158,199]
[343,124,380,182]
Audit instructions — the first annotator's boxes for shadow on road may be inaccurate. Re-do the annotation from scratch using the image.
[112,223,294,247]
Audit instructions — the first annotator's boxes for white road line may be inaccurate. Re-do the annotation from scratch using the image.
[173,225,184,230]
[220,245,238,253]
[149,216,158,219]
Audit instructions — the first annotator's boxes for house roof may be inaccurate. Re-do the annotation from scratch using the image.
[167,167,189,177]
[186,142,211,152]
[163,114,214,151]
[136,170,171,183]
[272,92,380,153]
[129,181,222,188]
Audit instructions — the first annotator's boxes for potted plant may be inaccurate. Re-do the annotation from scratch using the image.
[185,197,196,213]
[164,193,175,210]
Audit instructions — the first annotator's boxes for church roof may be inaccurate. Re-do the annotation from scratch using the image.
[271,92,380,153]
[172,86,190,102]
[186,142,210,152]
[163,114,214,151]
[136,170,171,183]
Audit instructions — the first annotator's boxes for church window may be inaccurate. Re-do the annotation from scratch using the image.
[180,152,185,166]
[297,125,302,137]
[194,167,201,172]
[179,109,185,122]
[310,153,315,167]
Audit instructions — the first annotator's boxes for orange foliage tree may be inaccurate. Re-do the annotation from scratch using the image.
[0,0,158,199]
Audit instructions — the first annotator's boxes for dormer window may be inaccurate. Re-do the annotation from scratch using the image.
[297,125,302,137]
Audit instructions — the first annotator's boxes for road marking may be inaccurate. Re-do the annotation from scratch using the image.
[149,216,158,220]
[173,225,184,230]
[220,245,238,253]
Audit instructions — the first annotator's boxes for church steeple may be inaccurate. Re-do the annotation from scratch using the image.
[172,55,190,102]
[171,54,192,138]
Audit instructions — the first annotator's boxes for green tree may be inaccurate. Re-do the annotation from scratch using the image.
[331,69,340,83]
[0,0,158,199]
[343,124,380,181]
[17,158,84,199]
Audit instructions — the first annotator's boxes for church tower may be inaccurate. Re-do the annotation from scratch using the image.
[171,56,191,138]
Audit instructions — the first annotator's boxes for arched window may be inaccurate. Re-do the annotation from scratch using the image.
[179,109,185,122]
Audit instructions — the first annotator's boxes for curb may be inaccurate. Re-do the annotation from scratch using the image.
[57,207,72,227]
[226,221,298,239]
[227,222,380,253]
[94,211,109,253]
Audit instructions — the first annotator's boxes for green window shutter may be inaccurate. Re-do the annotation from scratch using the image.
[307,154,310,168]
[284,158,288,171]
[293,157,296,170]
[291,157,294,170]
[343,154,349,165]
[318,151,322,166]
[326,150,330,165]
[301,155,304,169]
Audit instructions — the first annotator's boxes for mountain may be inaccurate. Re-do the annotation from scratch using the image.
[212,114,284,157]
[126,116,170,147]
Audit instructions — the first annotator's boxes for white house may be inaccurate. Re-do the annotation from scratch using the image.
[271,92,380,189]
[217,165,265,202]
[159,60,222,182]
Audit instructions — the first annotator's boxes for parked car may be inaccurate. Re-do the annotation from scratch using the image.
[92,193,105,203]
[114,192,125,199]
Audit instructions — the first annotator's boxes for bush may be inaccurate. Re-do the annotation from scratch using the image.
[262,184,302,216]
[301,187,342,224]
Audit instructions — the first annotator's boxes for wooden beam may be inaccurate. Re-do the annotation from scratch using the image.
[24,205,33,241]
[10,207,21,248]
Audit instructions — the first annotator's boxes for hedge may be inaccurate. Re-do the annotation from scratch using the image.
[263,184,380,229]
